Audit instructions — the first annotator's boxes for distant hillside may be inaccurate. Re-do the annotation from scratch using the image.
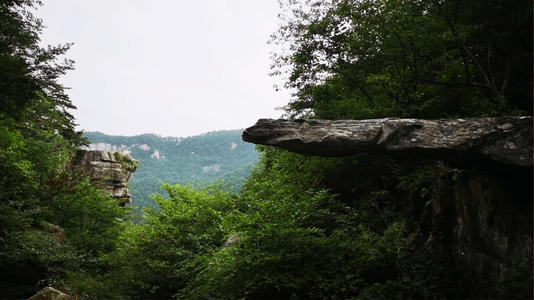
[83,130,259,208]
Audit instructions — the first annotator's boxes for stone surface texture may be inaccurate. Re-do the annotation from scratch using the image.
[427,168,532,296]
[242,116,532,167]
[27,287,76,300]
[75,149,139,204]
[243,116,533,297]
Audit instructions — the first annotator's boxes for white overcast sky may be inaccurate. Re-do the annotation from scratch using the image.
[36,0,290,137]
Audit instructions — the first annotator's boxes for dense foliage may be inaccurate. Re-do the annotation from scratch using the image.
[271,0,532,119]
[1,0,531,299]
[100,0,531,299]
[103,149,422,299]
[0,1,129,298]
[83,130,258,208]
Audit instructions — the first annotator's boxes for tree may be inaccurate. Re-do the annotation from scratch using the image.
[186,147,416,299]
[0,2,125,298]
[107,151,419,299]
[109,183,236,299]
[1,0,77,130]
[271,0,532,119]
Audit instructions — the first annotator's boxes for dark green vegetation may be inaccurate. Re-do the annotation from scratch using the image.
[83,130,258,208]
[107,151,419,299]
[272,0,532,119]
[1,1,127,298]
[1,0,531,299]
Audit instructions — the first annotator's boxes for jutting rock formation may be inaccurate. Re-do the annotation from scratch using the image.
[242,116,532,168]
[243,116,533,298]
[75,149,139,205]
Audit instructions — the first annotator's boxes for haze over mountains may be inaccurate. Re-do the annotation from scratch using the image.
[83,130,259,208]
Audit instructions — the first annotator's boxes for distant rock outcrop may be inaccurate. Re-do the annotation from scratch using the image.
[75,149,139,205]
[242,117,532,168]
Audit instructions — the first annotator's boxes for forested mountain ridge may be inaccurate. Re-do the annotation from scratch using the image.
[83,130,259,207]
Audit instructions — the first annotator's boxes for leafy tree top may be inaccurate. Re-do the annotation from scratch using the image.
[0,0,82,144]
[271,0,532,119]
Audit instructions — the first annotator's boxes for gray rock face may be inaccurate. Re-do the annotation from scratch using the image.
[243,116,534,297]
[75,149,139,205]
[242,117,533,167]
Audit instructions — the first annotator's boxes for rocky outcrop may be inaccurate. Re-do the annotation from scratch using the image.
[242,117,532,168]
[427,167,532,297]
[75,149,139,205]
[223,233,239,248]
[27,287,76,300]
[243,116,533,298]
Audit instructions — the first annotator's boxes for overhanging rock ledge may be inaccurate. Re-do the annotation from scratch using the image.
[242,117,532,168]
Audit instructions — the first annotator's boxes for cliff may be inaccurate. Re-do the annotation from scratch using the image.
[243,116,532,168]
[243,116,533,298]
[75,148,139,205]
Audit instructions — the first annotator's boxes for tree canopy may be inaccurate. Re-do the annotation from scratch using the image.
[0,0,79,133]
[0,1,127,298]
[271,0,532,119]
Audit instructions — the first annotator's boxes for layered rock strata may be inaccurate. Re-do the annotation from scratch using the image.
[75,149,139,205]
[242,116,532,168]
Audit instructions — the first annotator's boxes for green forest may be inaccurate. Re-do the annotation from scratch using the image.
[0,0,531,299]
[83,130,259,208]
